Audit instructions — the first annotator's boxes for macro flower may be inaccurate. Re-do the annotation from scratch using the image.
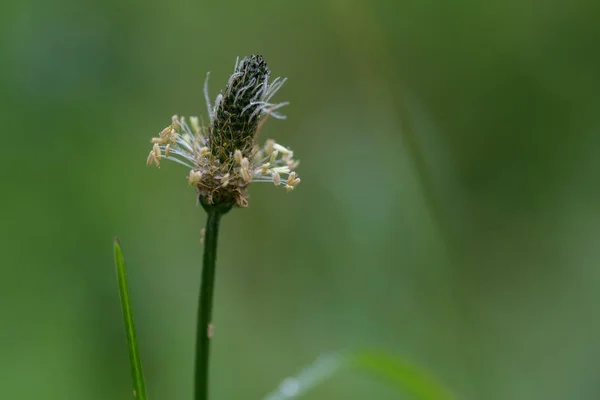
[147,55,300,207]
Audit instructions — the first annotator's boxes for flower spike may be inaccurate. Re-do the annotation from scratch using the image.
[147,55,299,207]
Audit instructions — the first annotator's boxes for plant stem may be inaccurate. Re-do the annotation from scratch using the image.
[194,203,230,400]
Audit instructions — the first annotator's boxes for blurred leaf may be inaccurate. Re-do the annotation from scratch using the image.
[264,350,456,400]
[349,350,457,400]
[262,350,456,400]
[114,238,148,400]
[262,352,342,400]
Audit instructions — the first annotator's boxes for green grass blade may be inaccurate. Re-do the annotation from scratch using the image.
[262,350,456,400]
[349,350,457,400]
[114,238,148,400]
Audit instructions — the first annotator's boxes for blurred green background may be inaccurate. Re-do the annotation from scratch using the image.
[2,0,600,399]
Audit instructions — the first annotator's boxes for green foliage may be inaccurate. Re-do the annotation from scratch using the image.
[263,350,456,400]
[349,351,456,400]
[114,239,148,400]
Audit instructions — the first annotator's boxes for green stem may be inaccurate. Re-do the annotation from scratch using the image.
[195,202,231,400]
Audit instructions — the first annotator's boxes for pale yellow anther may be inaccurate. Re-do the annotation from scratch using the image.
[152,143,161,160]
[146,151,159,166]
[285,169,300,186]
[221,173,230,187]
[190,116,200,134]
[273,143,291,155]
[287,171,297,185]
[272,166,290,174]
[265,139,275,154]
[234,150,243,164]
[288,159,300,169]
[157,126,176,145]
[260,163,270,174]
[146,115,299,197]
[272,171,281,186]
[282,152,293,162]
[160,126,171,136]
[242,170,251,182]
[241,160,252,182]
[188,170,203,185]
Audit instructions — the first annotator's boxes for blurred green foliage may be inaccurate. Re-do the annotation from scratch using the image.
[1,0,600,399]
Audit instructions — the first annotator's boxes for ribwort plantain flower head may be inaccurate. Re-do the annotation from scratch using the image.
[146,55,300,208]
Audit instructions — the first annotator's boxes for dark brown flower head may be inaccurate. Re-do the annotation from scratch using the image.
[210,55,271,161]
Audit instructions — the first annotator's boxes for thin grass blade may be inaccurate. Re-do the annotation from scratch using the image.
[349,350,457,400]
[114,238,148,400]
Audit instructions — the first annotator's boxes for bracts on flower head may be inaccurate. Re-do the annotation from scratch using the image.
[209,55,288,162]
[211,55,266,159]
[146,55,299,208]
